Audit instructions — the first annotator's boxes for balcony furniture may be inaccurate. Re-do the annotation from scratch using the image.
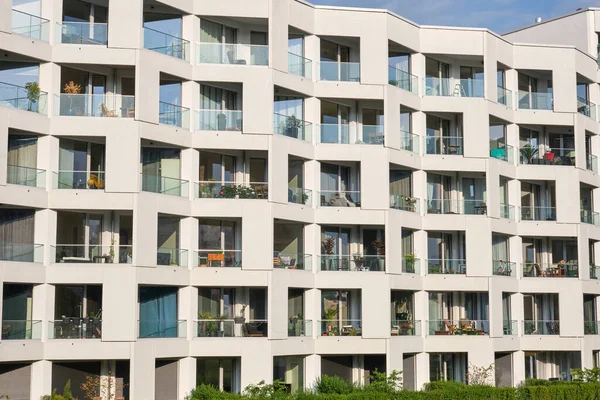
[255,185,268,199]
[226,252,241,267]
[157,252,171,265]
[534,264,548,277]
[93,255,110,263]
[546,321,559,334]
[120,106,135,118]
[62,257,91,263]
[99,102,117,117]
[443,320,457,334]
[474,203,487,215]
[495,261,512,276]
[391,325,399,336]
[87,174,105,189]
[243,322,266,337]
[460,318,474,330]
[490,148,505,160]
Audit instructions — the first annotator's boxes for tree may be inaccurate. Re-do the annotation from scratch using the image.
[466,363,495,386]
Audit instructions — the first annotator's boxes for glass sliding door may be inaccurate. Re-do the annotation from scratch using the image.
[2,284,33,339]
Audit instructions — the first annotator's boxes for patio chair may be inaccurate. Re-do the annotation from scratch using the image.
[443,320,457,334]
[534,264,547,277]
[459,318,474,330]
[99,102,117,117]
[243,322,265,337]
[546,321,559,334]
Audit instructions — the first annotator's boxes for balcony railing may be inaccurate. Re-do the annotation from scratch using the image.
[274,113,312,142]
[520,206,556,221]
[400,131,419,153]
[195,319,236,337]
[319,255,384,272]
[144,27,189,60]
[504,320,517,335]
[319,319,361,336]
[12,9,49,41]
[141,174,189,197]
[7,165,45,188]
[49,319,102,339]
[0,81,48,113]
[157,248,188,267]
[425,199,487,215]
[426,259,466,275]
[194,250,242,268]
[138,320,187,338]
[388,66,418,94]
[288,187,312,205]
[52,244,131,264]
[521,262,578,278]
[273,252,311,270]
[289,52,312,79]
[500,203,515,220]
[1,320,41,340]
[361,125,384,144]
[319,124,351,144]
[497,86,513,108]
[584,321,599,335]
[288,319,312,337]
[519,146,575,166]
[427,319,489,336]
[53,171,105,190]
[402,257,420,274]
[391,320,420,336]
[493,260,516,277]
[319,61,360,82]
[196,42,268,66]
[581,209,599,225]
[196,109,242,131]
[424,77,484,97]
[54,93,134,117]
[195,181,268,199]
[159,101,189,128]
[523,320,559,335]
[319,190,361,207]
[425,136,463,155]
[587,154,598,173]
[578,97,597,120]
[490,142,514,164]
[390,195,419,213]
[0,243,43,263]
[57,22,107,45]
[518,91,553,110]
[591,265,600,279]
[195,319,269,338]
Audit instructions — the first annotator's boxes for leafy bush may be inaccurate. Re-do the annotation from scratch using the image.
[315,375,357,395]
[187,384,241,399]
[571,367,600,383]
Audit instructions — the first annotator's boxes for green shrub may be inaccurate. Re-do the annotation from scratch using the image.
[187,384,241,399]
[315,375,357,395]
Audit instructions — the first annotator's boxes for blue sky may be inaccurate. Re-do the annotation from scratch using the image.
[310,0,599,34]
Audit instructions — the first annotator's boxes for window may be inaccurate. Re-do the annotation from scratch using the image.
[2,284,33,339]
[197,219,240,268]
[55,212,103,262]
[7,134,38,186]
[320,101,350,143]
[157,215,180,266]
[0,209,35,262]
[196,358,238,392]
[57,139,105,189]
[199,152,235,183]
[274,356,304,392]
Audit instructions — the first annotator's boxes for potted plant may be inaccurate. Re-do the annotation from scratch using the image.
[63,80,82,115]
[285,115,302,139]
[234,304,247,324]
[323,306,338,336]
[404,253,417,273]
[353,254,365,271]
[520,144,538,165]
[371,239,385,271]
[25,81,40,112]
[321,237,335,270]
[219,184,237,198]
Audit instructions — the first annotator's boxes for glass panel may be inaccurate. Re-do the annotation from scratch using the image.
[54,286,84,318]
[199,219,222,249]
[196,358,220,388]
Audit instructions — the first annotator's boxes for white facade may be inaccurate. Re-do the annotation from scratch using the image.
[2,0,600,399]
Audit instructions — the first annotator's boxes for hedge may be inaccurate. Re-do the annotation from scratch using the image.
[186,381,600,400]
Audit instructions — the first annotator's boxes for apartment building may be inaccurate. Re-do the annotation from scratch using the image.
[2,0,600,398]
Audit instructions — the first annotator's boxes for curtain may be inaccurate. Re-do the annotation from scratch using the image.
[390,170,411,197]
[492,234,509,261]
[7,136,38,186]
[200,20,221,43]
[0,209,35,261]
[139,286,178,338]
[320,163,338,192]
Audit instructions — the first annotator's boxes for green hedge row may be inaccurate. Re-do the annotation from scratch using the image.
[187,381,600,400]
